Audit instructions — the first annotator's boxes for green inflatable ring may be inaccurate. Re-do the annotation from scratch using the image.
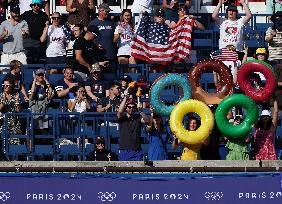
[215,94,259,138]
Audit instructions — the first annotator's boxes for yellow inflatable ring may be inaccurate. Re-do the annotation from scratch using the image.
[170,99,214,144]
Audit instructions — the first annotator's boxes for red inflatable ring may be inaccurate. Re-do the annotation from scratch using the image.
[189,59,233,105]
[237,60,276,102]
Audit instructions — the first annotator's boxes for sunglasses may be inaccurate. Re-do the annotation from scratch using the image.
[33,3,42,7]
[37,73,44,77]
[2,84,11,87]
[127,106,135,109]
[52,17,60,20]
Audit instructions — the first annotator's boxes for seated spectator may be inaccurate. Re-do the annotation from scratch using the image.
[117,93,150,161]
[67,86,91,112]
[85,64,109,109]
[73,25,109,81]
[242,47,270,64]
[29,69,54,135]
[0,5,29,73]
[0,78,23,144]
[55,67,81,100]
[66,0,95,28]
[4,60,28,101]
[40,12,67,67]
[87,136,118,161]
[120,74,132,98]
[113,9,134,65]
[97,81,121,112]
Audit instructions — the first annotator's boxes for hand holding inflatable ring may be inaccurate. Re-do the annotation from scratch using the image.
[150,74,191,116]
[189,59,233,105]
[170,99,214,144]
[237,60,277,102]
[215,94,259,138]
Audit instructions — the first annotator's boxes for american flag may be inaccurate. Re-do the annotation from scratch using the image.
[131,12,194,65]
[210,48,238,62]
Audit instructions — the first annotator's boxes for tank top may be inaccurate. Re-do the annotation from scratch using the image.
[67,0,91,26]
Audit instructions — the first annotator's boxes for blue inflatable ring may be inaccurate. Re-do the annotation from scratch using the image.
[150,74,192,116]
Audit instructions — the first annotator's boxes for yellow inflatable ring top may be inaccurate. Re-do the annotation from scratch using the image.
[170,99,214,144]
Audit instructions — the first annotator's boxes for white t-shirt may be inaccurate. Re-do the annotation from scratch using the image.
[46,26,67,58]
[114,23,134,56]
[218,18,245,51]
[131,0,154,13]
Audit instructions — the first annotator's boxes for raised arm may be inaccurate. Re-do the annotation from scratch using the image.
[117,88,129,119]
[271,100,279,132]
[212,0,226,23]
[239,0,252,25]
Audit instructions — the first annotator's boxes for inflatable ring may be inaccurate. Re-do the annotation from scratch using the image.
[215,94,259,138]
[150,74,191,116]
[189,59,233,105]
[238,60,277,102]
[170,99,214,144]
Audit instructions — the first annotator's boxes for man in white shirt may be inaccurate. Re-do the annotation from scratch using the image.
[212,0,251,54]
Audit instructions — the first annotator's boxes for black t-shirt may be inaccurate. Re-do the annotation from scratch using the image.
[4,72,23,92]
[73,37,98,74]
[97,96,121,112]
[87,149,118,161]
[21,10,49,41]
[118,114,142,151]
[88,18,116,60]
[84,77,108,99]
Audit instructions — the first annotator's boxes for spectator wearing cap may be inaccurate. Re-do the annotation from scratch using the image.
[40,12,67,70]
[0,5,29,73]
[4,60,29,101]
[85,64,109,109]
[253,101,279,160]
[73,25,109,81]
[131,0,154,14]
[55,67,81,100]
[120,75,132,98]
[117,89,150,161]
[212,0,252,57]
[67,0,95,28]
[29,68,53,135]
[97,81,121,112]
[87,136,118,161]
[88,3,116,62]
[113,9,135,65]
[21,0,49,64]
[18,0,49,15]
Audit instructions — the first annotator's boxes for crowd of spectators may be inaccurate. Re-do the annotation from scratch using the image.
[0,0,281,161]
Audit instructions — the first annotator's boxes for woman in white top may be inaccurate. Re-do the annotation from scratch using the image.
[113,9,134,65]
[68,86,91,113]
[40,12,67,66]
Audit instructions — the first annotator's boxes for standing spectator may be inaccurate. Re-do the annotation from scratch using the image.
[113,9,134,64]
[87,136,118,161]
[0,78,23,143]
[253,101,279,160]
[40,12,67,65]
[85,64,109,109]
[29,69,53,135]
[73,25,109,81]
[0,5,29,73]
[88,3,116,62]
[131,0,154,14]
[97,81,121,112]
[21,0,49,64]
[117,89,150,161]
[120,74,132,98]
[66,0,95,28]
[67,86,91,112]
[145,109,169,160]
[266,0,282,14]
[4,60,29,101]
[18,0,49,16]
[212,0,252,56]
[55,67,81,100]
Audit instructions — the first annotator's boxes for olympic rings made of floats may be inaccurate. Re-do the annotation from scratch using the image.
[237,60,277,102]
[188,59,233,105]
[150,74,192,116]
[215,94,259,138]
[170,99,214,144]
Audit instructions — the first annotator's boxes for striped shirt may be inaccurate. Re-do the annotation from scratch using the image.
[265,27,282,60]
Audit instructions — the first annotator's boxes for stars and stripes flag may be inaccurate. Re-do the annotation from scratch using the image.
[131,12,194,65]
[210,48,239,62]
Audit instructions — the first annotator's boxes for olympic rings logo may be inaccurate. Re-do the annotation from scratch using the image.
[0,192,11,202]
[97,192,117,202]
[204,192,224,201]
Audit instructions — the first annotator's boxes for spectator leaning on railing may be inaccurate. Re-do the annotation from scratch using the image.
[0,5,29,74]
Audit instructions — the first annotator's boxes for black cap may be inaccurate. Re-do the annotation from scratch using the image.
[10,5,20,14]
[270,11,282,22]
[226,4,238,12]
[87,25,99,36]
[155,8,165,17]
[120,75,132,83]
[95,136,105,144]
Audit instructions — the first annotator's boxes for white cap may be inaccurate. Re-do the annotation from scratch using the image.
[260,110,272,117]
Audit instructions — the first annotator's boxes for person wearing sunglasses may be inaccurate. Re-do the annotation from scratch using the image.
[117,88,150,161]
[21,0,49,64]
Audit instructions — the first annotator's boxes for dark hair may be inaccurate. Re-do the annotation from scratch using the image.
[109,81,121,89]
[2,78,15,93]
[120,9,133,29]
[10,60,22,71]
[187,116,201,131]
[256,116,272,130]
